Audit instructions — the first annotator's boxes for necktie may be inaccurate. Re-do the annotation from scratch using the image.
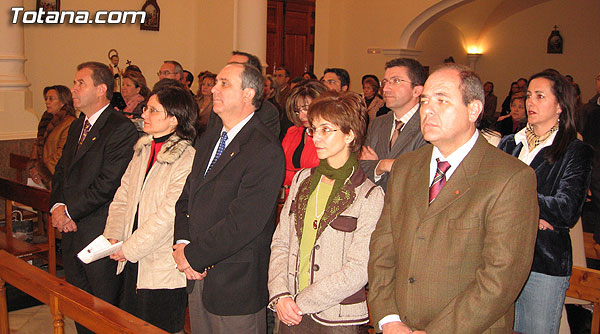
[77,119,92,149]
[205,131,228,176]
[429,158,451,204]
[389,120,405,150]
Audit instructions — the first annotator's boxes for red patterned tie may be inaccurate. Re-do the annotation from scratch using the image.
[429,158,451,204]
[78,119,91,149]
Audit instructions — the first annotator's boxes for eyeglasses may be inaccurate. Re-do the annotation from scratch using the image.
[306,126,338,137]
[157,70,176,77]
[381,77,413,86]
[294,104,310,115]
[142,106,166,114]
[321,79,340,86]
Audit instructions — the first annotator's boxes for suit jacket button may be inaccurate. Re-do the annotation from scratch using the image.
[408,277,415,283]
[314,244,320,250]
[313,264,320,271]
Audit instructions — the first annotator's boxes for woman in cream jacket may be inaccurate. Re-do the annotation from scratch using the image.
[104,86,197,333]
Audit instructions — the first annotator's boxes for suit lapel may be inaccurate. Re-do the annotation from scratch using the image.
[423,135,487,221]
[391,109,421,157]
[71,107,112,166]
[377,112,395,154]
[63,116,84,171]
[410,146,432,221]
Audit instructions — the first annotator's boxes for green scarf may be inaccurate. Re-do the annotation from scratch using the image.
[309,152,357,208]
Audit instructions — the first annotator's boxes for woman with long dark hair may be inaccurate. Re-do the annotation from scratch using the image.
[269,92,384,333]
[498,71,593,333]
[104,86,198,333]
[280,80,328,200]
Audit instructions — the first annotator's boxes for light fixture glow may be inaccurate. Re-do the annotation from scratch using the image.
[467,46,483,54]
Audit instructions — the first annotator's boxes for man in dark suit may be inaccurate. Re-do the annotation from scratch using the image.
[173,61,285,334]
[50,61,138,333]
[368,63,539,334]
[360,58,428,191]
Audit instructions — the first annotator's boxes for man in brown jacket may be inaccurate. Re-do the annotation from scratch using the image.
[367,63,539,334]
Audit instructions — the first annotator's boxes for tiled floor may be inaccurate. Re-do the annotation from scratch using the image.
[8,305,76,334]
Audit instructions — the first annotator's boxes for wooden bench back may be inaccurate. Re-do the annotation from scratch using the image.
[0,177,55,275]
[0,250,167,334]
[9,153,30,183]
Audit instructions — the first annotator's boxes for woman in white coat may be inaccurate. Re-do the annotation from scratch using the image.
[104,86,197,333]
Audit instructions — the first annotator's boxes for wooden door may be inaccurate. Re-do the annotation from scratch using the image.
[266,0,315,79]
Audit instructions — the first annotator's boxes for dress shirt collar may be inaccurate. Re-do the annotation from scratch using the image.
[220,112,255,146]
[84,103,110,127]
[514,125,557,165]
[429,130,479,184]
[394,102,420,125]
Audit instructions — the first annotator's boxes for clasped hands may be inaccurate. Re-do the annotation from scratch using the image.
[382,321,426,334]
[51,204,77,233]
[172,243,206,281]
[275,296,302,327]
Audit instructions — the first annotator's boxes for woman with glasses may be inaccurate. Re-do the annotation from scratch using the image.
[269,91,384,333]
[27,85,76,189]
[104,86,197,333]
[498,71,593,334]
[280,80,328,200]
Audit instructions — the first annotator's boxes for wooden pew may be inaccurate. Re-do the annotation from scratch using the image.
[566,266,600,333]
[584,232,600,261]
[0,177,56,275]
[9,153,30,184]
[0,250,167,334]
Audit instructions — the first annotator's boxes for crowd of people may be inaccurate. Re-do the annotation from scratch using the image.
[27,50,600,334]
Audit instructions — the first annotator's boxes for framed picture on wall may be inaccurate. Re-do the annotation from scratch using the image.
[37,0,60,11]
[140,0,160,31]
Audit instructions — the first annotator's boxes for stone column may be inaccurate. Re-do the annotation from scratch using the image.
[0,0,37,140]
[233,0,267,72]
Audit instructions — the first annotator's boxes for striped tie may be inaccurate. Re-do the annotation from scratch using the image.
[77,119,92,149]
[205,131,228,176]
[429,158,451,204]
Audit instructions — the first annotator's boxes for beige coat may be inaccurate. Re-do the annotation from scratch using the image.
[104,134,194,290]
[269,167,384,326]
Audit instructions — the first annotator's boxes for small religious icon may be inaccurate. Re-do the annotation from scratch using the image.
[547,26,563,54]
[108,49,124,92]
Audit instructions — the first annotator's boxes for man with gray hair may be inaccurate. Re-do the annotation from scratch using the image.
[368,63,539,333]
[158,60,184,81]
[173,61,285,334]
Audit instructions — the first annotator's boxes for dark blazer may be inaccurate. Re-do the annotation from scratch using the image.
[495,116,525,137]
[359,107,427,191]
[368,134,539,333]
[498,135,593,276]
[50,106,137,302]
[175,114,285,316]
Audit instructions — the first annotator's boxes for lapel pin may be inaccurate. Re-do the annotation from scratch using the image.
[455,190,460,195]
[92,137,96,141]
[230,152,235,157]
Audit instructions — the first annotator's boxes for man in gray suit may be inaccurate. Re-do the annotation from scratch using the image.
[360,58,428,191]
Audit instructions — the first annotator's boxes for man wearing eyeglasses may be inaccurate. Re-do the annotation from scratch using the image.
[157,60,184,82]
[359,58,428,191]
[322,68,350,92]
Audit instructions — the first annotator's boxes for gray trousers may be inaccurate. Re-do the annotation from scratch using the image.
[189,279,267,334]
